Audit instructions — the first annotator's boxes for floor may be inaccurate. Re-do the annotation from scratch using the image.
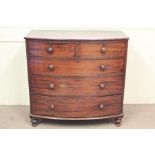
[0,105,154,129]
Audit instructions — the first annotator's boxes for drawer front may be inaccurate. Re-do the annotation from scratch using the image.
[31,95,122,118]
[30,75,123,96]
[27,40,76,58]
[29,58,124,76]
[78,41,126,58]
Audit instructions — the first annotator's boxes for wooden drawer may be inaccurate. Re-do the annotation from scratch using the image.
[78,41,126,58]
[31,95,122,118]
[27,40,76,58]
[29,58,124,76]
[30,75,123,96]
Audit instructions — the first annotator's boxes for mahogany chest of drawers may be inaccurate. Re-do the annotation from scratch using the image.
[24,30,129,127]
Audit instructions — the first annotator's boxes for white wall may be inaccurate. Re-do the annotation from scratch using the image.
[0,0,155,28]
[124,29,155,104]
[0,28,155,105]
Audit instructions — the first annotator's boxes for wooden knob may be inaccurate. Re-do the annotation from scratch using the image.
[50,104,55,110]
[101,47,107,54]
[99,83,105,89]
[49,83,55,89]
[47,47,53,53]
[48,64,54,71]
[99,104,104,109]
[100,64,105,70]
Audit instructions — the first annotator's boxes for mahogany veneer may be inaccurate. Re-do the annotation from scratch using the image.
[24,30,129,127]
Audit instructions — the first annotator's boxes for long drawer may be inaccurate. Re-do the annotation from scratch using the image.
[30,75,124,96]
[29,58,124,76]
[30,94,122,118]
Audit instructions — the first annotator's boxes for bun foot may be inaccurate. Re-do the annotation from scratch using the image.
[115,117,123,127]
[30,117,39,127]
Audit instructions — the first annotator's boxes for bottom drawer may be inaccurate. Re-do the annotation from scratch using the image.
[30,95,122,118]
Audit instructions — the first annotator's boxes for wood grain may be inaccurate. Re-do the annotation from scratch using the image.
[30,75,123,96]
[27,40,76,58]
[27,40,127,59]
[30,94,122,118]
[30,113,124,120]
[29,58,124,76]
[24,30,129,126]
[78,41,127,58]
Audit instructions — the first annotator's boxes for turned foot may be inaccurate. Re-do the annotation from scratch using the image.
[30,117,39,127]
[115,117,123,127]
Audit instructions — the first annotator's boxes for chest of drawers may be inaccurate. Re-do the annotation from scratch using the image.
[24,30,129,127]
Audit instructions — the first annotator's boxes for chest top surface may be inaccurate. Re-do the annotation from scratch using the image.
[24,30,128,40]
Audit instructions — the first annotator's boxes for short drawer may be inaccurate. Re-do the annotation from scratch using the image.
[30,95,122,118]
[29,58,124,76]
[30,75,123,96]
[78,41,126,58]
[27,40,76,58]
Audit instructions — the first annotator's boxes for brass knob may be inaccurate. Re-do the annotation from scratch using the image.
[48,64,54,71]
[100,64,105,71]
[50,104,55,110]
[47,47,53,53]
[101,47,107,54]
[99,104,104,109]
[49,83,55,89]
[99,83,105,89]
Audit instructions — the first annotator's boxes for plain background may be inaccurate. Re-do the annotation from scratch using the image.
[0,0,155,155]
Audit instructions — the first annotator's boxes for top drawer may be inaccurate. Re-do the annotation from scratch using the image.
[78,41,127,59]
[26,40,127,59]
[26,40,76,58]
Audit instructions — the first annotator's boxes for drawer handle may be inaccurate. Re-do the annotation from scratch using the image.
[99,83,105,89]
[101,47,107,54]
[99,104,105,110]
[50,104,55,110]
[49,83,55,89]
[100,64,105,71]
[47,47,53,53]
[48,64,54,71]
